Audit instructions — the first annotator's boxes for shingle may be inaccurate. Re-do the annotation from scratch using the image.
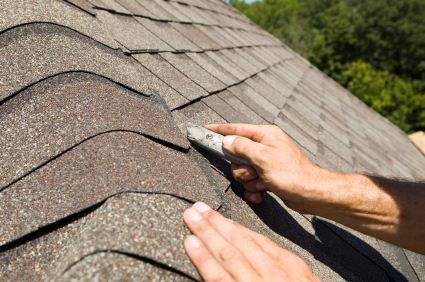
[205,51,247,81]
[228,83,279,123]
[212,26,244,46]
[150,0,190,22]
[171,23,221,50]
[0,23,157,102]
[170,2,207,24]
[202,94,252,123]
[0,194,201,280]
[323,215,422,281]
[61,194,200,279]
[274,113,318,155]
[316,143,353,173]
[220,49,257,76]
[0,0,118,48]
[257,70,294,98]
[64,0,96,15]
[135,0,178,20]
[172,100,226,131]
[161,53,225,93]
[245,75,288,108]
[235,47,268,71]
[196,25,234,48]
[87,0,130,13]
[61,252,186,281]
[404,250,425,280]
[134,53,208,100]
[114,0,155,17]
[217,90,268,125]
[0,132,221,245]
[135,18,200,51]
[0,73,189,188]
[318,126,353,165]
[97,11,172,51]
[187,52,239,86]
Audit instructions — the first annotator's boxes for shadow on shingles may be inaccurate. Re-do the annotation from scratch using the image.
[191,147,408,281]
[231,184,407,282]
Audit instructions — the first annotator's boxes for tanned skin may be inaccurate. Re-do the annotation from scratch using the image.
[182,124,425,282]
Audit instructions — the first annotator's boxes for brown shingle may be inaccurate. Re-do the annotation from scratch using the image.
[0,73,188,188]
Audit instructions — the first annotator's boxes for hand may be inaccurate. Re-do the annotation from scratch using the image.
[183,202,320,282]
[206,124,325,213]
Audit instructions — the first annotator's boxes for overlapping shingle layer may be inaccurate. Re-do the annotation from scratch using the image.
[1,0,424,281]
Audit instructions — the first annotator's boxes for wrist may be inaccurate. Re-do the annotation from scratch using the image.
[294,166,356,216]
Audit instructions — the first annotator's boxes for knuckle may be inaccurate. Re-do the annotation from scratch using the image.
[218,247,239,262]
[253,147,270,165]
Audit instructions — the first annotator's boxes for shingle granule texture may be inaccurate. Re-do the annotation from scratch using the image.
[2,0,425,280]
[60,252,188,282]
[0,0,118,48]
[0,23,159,101]
[0,132,220,245]
[0,193,200,281]
[0,73,190,189]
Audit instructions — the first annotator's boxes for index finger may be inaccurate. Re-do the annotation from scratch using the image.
[205,123,271,143]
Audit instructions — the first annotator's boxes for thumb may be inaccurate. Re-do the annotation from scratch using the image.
[222,135,268,168]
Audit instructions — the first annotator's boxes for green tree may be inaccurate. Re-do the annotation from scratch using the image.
[342,61,425,132]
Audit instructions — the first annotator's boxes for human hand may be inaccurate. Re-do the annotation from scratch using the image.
[205,124,327,212]
[183,202,319,282]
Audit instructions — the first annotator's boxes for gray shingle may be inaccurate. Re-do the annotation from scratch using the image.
[114,0,155,17]
[161,53,225,93]
[229,83,279,122]
[0,132,221,246]
[205,51,247,80]
[133,0,176,20]
[218,90,268,124]
[187,52,239,86]
[134,53,208,100]
[245,75,288,108]
[170,23,221,50]
[203,94,252,123]
[0,0,118,48]
[64,0,96,15]
[97,11,172,51]
[0,73,189,188]
[150,0,189,22]
[274,113,319,155]
[87,0,130,13]
[0,23,156,102]
[136,17,200,51]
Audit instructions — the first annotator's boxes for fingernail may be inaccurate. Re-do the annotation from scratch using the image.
[185,208,203,222]
[255,181,266,190]
[193,202,211,213]
[185,235,201,249]
[222,135,236,148]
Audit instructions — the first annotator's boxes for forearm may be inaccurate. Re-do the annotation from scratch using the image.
[304,168,425,254]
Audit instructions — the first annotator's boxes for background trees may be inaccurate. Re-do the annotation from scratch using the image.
[233,0,425,133]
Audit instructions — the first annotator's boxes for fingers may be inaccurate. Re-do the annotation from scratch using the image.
[222,135,270,168]
[184,235,233,282]
[205,123,269,143]
[191,203,272,270]
[183,206,260,281]
[231,164,258,182]
[244,191,264,203]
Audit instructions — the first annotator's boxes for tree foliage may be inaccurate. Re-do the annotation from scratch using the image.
[233,0,425,133]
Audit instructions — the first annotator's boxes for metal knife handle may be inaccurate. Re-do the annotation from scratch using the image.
[186,125,251,167]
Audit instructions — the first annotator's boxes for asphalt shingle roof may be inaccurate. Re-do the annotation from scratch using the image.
[1,0,424,281]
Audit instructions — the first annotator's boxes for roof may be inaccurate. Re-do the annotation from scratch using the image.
[1,0,424,281]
